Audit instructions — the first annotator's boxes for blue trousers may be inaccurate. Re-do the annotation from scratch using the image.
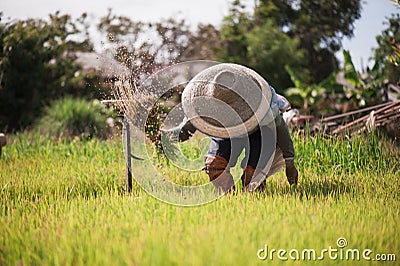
[207,115,295,170]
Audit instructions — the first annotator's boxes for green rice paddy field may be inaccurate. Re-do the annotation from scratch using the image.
[1,132,399,265]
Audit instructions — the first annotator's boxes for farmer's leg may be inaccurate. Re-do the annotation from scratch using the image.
[204,138,244,193]
[241,127,275,189]
[275,114,298,185]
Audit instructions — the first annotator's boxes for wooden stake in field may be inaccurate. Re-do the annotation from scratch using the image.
[122,117,133,193]
[101,98,145,193]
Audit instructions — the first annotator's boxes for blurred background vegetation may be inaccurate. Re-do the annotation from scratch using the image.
[0,0,399,139]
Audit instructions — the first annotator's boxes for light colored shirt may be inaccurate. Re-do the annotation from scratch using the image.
[260,86,291,127]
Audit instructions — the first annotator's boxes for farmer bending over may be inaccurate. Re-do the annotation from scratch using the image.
[165,63,298,193]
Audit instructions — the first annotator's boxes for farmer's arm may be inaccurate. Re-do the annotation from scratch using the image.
[161,116,197,142]
[178,118,197,141]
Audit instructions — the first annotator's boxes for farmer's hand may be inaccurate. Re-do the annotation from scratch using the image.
[160,117,197,159]
[285,159,298,185]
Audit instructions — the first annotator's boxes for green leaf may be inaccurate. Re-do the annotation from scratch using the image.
[342,50,361,87]
[285,87,302,96]
[285,65,304,89]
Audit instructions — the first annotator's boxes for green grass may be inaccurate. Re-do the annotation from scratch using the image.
[1,132,399,265]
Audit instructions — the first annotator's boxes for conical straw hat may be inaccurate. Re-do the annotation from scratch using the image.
[182,63,273,138]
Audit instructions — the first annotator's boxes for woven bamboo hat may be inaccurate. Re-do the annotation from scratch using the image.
[182,63,273,138]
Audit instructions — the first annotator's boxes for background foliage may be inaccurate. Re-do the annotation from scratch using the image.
[0,13,96,130]
[36,97,115,140]
[0,1,399,132]
[216,0,363,91]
